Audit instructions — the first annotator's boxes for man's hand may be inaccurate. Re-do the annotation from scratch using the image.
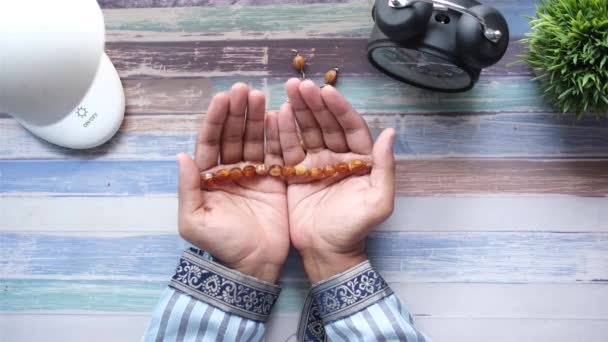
[278,78,396,283]
[177,83,289,284]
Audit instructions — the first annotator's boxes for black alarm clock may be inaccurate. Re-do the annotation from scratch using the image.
[367,0,509,92]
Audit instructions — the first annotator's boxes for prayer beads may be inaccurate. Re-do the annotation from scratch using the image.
[269,165,283,177]
[200,159,372,187]
[242,165,256,177]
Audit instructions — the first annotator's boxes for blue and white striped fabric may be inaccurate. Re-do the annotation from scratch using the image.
[324,294,430,342]
[143,250,430,341]
[144,288,266,342]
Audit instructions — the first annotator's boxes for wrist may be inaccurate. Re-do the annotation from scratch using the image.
[299,247,368,284]
[171,248,281,322]
[217,260,284,284]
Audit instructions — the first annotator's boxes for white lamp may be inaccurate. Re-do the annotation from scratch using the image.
[0,0,125,149]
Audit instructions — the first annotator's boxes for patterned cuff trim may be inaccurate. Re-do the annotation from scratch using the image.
[169,248,281,322]
[311,260,393,323]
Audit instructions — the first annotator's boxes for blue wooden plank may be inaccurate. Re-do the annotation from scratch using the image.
[4,112,608,160]
[2,159,608,196]
[0,160,177,195]
[2,232,607,281]
[0,159,608,196]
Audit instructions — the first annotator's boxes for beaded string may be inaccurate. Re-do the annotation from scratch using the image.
[200,159,372,187]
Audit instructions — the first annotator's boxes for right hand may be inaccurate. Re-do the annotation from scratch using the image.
[177,83,290,284]
[278,78,397,283]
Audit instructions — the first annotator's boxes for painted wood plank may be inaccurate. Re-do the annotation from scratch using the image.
[102,2,535,42]
[117,76,549,115]
[0,76,551,118]
[0,278,308,312]
[99,0,370,8]
[2,315,608,342]
[3,278,608,317]
[392,159,608,196]
[4,111,608,160]
[2,282,607,318]
[105,38,531,78]
[2,159,608,196]
[3,196,608,233]
[263,75,549,113]
[2,232,607,282]
[392,283,608,320]
[412,317,608,342]
[0,313,151,342]
[98,0,533,9]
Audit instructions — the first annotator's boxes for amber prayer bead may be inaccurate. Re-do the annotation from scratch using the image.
[242,165,256,178]
[200,159,372,187]
[269,165,283,177]
[282,166,296,177]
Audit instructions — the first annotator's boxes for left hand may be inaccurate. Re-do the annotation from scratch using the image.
[176,83,290,284]
[278,78,396,283]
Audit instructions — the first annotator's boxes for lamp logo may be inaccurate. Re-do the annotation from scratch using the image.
[75,106,99,127]
[76,106,88,118]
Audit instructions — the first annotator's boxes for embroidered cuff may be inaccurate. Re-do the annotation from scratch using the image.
[297,260,393,341]
[312,260,392,323]
[169,248,281,322]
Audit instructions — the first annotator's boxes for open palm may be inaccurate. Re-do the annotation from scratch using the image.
[277,79,396,280]
[177,83,289,283]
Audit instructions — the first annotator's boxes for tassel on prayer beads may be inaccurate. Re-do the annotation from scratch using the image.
[200,159,372,187]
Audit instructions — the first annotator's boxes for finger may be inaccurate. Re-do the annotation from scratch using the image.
[243,90,266,162]
[265,111,284,166]
[221,83,249,164]
[321,85,373,154]
[370,128,396,203]
[285,77,325,152]
[195,92,230,170]
[177,153,204,214]
[278,102,306,165]
[299,80,349,153]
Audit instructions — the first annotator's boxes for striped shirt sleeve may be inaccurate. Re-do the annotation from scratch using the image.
[297,260,431,342]
[143,248,280,342]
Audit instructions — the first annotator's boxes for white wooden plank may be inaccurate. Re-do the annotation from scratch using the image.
[2,313,606,342]
[2,196,607,233]
[392,283,608,320]
[413,317,608,342]
[0,313,150,342]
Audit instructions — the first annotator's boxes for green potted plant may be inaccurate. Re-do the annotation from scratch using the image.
[518,0,608,118]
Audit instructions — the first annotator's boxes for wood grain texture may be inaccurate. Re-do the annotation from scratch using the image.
[2,314,607,342]
[0,76,551,117]
[3,278,608,317]
[394,159,608,196]
[98,0,372,8]
[2,159,607,196]
[99,0,362,8]
[2,233,607,284]
[102,2,534,42]
[4,111,608,160]
[98,0,533,9]
[2,283,608,317]
[4,196,608,233]
[105,38,531,78]
[3,1,606,340]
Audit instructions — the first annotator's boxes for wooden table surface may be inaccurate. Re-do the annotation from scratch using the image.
[1,1,608,341]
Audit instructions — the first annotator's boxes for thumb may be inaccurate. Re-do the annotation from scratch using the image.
[370,128,396,200]
[177,153,204,214]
